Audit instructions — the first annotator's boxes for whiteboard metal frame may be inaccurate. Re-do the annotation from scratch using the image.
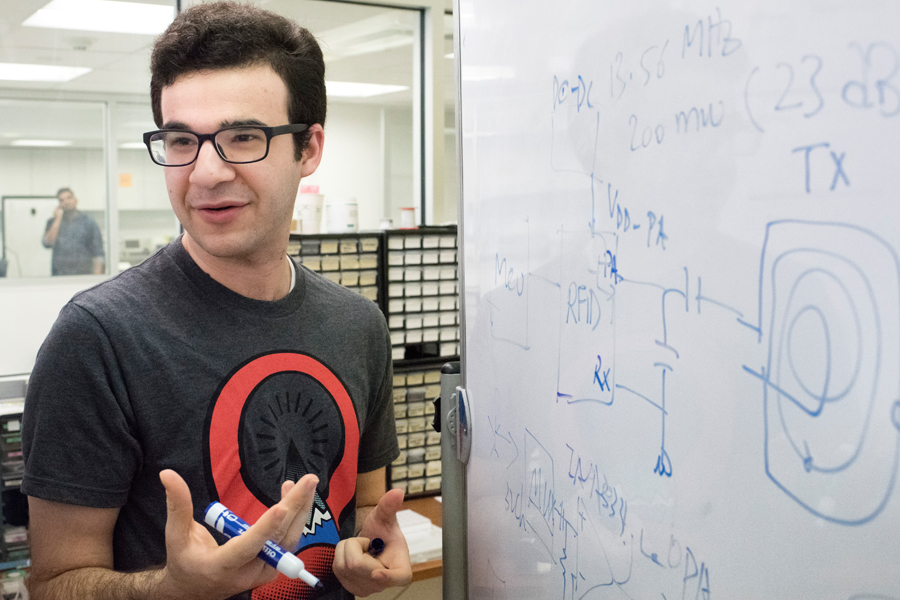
[441,2,468,600]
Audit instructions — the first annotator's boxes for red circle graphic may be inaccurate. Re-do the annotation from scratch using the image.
[207,352,359,527]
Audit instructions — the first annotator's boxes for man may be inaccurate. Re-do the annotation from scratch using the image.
[22,3,411,599]
[42,187,105,275]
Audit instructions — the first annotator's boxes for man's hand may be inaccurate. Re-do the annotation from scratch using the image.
[158,469,318,600]
[332,488,412,597]
[42,206,64,247]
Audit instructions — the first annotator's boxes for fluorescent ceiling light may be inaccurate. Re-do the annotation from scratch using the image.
[326,81,408,98]
[0,62,91,82]
[118,142,146,149]
[11,140,73,147]
[23,0,175,35]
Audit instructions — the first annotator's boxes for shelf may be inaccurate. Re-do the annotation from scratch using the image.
[289,229,459,498]
[393,355,460,370]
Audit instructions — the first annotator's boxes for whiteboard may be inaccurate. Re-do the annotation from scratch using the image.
[457,1,900,599]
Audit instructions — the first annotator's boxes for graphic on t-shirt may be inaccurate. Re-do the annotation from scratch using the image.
[204,352,360,598]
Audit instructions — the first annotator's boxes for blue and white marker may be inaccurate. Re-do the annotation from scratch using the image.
[204,501,324,590]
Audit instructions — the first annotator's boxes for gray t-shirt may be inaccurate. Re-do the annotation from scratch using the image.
[23,237,397,599]
[43,211,104,275]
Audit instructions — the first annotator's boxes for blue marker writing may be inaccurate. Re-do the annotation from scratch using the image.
[368,538,385,557]
[204,502,323,590]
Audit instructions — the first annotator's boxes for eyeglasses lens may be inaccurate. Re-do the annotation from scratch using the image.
[215,128,268,163]
[149,131,197,166]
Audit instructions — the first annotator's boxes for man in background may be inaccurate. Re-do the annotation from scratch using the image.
[41,187,105,275]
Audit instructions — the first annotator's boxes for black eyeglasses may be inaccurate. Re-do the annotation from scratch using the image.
[142,124,309,167]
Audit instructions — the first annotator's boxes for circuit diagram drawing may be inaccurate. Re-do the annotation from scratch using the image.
[745,220,900,525]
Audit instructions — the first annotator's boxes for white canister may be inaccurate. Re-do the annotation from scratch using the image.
[326,198,359,233]
[294,192,324,234]
[399,206,416,229]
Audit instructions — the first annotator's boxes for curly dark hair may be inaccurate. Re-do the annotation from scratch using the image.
[150,2,326,160]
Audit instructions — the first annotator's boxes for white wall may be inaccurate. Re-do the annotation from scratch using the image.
[303,101,388,231]
[384,106,415,226]
[0,277,102,376]
[0,147,107,210]
[117,148,170,211]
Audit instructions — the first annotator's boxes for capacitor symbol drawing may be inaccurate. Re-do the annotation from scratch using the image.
[755,220,900,525]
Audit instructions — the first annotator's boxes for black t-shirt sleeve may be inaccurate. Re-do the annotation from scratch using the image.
[357,313,399,474]
[22,302,141,508]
